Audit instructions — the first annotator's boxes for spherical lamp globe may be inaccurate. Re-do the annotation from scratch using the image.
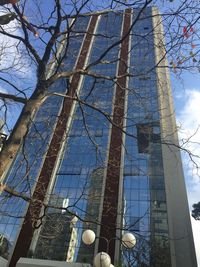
[122,233,136,249]
[94,252,111,267]
[82,229,96,245]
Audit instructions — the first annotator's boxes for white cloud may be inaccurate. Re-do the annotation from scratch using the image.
[176,88,200,266]
[0,9,33,78]
[0,86,7,93]
[177,89,200,190]
[0,9,34,130]
[191,216,200,266]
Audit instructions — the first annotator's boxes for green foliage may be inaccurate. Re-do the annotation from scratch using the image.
[192,202,200,220]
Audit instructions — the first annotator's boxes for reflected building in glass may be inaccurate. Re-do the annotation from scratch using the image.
[0,6,197,267]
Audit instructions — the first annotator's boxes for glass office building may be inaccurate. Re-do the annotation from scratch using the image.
[0,7,197,267]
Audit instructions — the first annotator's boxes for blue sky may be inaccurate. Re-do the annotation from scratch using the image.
[172,71,200,265]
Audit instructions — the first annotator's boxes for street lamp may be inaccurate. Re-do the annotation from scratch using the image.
[82,229,136,267]
[94,252,111,267]
[122,232,136,249]
[82,229,96,245]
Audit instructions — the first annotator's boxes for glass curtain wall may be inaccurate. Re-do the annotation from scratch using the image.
[122,8,171,267]
[30,12,123,265]
[0,16,88,260]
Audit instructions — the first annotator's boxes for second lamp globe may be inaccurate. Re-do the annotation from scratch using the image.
[94,252,111,267]
[82,229,96,245]
[122,233,136,249]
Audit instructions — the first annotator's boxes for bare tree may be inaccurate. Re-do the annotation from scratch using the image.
[0,0,199,266]
[0,0,200,180]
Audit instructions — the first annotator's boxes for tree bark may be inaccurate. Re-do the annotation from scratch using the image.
[0,83,48,181]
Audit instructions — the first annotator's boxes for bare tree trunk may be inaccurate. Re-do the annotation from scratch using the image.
[0,82,48,180]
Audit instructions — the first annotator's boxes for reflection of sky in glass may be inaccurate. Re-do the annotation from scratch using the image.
[0,8,173,265]
[31,12,123,264]
[0,15,90,257]
[122,8,170,266]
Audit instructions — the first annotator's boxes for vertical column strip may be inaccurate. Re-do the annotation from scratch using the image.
[114,9,132,262]
[98,9,131,264]
[8,14,98,267]
[152,7,197,267]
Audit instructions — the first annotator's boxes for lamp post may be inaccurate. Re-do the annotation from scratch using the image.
[94,252,111,267]
[82,229,136,267]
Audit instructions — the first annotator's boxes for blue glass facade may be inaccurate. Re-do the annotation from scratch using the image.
[0,15,90,259]
[0,7,196,267]
[31,12,124,264]
[121,9,170,266]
